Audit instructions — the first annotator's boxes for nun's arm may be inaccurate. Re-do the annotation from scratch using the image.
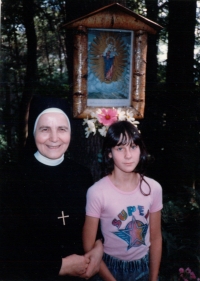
[59,254,90,276]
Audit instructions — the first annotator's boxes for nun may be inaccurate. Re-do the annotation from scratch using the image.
[0,96,103,280]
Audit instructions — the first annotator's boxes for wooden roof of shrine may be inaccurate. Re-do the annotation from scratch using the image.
[63,3,162,34]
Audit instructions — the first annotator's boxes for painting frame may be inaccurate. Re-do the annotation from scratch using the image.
[72,26,147,119]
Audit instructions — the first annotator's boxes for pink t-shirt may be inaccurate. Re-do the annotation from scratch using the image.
[86,175,162,261]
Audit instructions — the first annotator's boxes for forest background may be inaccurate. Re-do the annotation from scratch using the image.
[0,0,200,280]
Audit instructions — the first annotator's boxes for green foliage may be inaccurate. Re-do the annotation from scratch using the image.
[160,187,200,280]
[127,0,147,15]
[157,63,167,83]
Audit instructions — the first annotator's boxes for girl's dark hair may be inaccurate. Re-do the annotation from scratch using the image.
[102,120,151,195]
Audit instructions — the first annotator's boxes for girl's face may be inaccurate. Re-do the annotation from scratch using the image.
[34,112,70,159]
[109,138,140,174]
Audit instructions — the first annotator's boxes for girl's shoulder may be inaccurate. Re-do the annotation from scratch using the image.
[142,176,162,191]
[88,176,109,191]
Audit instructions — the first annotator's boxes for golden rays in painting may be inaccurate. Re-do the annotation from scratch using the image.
[89,32,128,83]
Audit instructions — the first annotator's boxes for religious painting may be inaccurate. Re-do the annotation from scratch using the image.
[87,28,134,107]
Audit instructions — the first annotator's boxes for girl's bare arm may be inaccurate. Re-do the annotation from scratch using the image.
[83,216,116,281]
[149,210,162,281]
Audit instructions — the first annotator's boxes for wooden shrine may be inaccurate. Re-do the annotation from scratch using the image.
[63,3,162,118]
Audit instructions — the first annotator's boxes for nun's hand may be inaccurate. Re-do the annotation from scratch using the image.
[82,239,103,279]
[59,254,90,277]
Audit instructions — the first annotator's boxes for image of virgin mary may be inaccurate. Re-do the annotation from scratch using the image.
[103,51,115,81]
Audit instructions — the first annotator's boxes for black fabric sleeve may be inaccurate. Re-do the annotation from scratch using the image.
[0,162,94,281]
[0,165,62,280]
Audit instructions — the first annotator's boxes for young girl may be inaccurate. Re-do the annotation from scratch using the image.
[83,120,162,281]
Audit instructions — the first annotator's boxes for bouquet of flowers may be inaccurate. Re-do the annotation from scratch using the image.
[178,267,200,281]
[83,107,140,138]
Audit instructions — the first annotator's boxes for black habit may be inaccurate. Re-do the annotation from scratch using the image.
[0,96,93,280]
[0,156,93,280]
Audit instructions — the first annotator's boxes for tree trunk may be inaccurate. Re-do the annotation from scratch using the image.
[145,0,159,86]
[18,0,38,158]
[167,0,196,90]
[165,0,197,188]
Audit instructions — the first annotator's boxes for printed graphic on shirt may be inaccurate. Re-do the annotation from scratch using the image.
[112,205,149,250]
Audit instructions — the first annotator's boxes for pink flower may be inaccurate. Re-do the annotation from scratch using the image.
[97,108,117,126]
[179,268,185,274]
[186,268,191,274]
[190,272,196,279]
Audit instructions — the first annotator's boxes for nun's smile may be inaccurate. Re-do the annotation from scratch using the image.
[34,112,71,159]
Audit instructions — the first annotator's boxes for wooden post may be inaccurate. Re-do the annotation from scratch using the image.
[132,30,147,117]
[73,26,88,117]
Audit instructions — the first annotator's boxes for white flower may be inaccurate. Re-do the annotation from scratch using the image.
[130,119,140,127]
[117,108,126,121]
[125,110,140,127]
[96,108,102,115]
[90,111,99,120]
[83,118,88,126]
[84,120,96,138]
[83,116,97,125]
[98,126,108,137]
[125,109,134,119]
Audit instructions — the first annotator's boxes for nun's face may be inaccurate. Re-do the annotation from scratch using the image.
[34,112,70,159]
